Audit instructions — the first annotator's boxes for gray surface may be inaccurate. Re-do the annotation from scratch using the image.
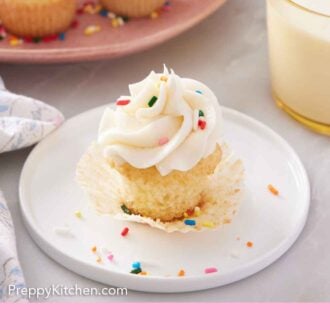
[0,0,329,302]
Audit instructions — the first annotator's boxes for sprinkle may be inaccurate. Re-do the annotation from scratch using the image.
[158,137,169,146]
[9,37,23,46]
[132,262,141,269]
[195,90,203,94]
[58,33,66,41]
[99,9,109,17]
[140,271,148,276]
[202,221,215,228]
[160,76,168,82]
[121,227,129,237]
[186,208,194,216]
[71,20,79,29]
[178,269,185,277]
[74,210,83,219]
[148,96,158,107]
[91,246,97,253]
[205,267,218,274]
[117,17,125,26]
[107,254,114,261]
[42,34,57,42]
[150,11,159,19]
[246,241,254,248]
[268,184,279,196]
[116,99,130,106]
[198,110,205,117]
[96,256,102,263]
[130,268,142,274]
[111,18,120,28]
[84,25,101,36]
[32,37,42,43]
[184,219,196,226]
[198,119,207,130]
[107,12,116,19]
[53,226,74,238]
[194,206,201,216]
[121,204,132,215]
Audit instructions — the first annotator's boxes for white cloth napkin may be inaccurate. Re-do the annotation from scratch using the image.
[0,78,64,302]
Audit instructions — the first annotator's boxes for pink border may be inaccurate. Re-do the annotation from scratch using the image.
[1,304,330,329]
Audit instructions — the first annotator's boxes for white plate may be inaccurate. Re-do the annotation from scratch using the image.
[19,106,310,293]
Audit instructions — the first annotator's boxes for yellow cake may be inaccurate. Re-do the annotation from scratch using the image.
[100,0,165,17]
[110,145,222,221]
[0,0,76,37]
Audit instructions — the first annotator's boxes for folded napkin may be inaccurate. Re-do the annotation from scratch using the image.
[0,78,64,153]
[0,78,64,302]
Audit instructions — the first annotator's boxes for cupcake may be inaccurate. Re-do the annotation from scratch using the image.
[100,0,165,17]
[0,0,76,37]
[78,67,225,222]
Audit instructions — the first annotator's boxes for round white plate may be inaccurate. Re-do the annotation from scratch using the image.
[19,106,310,293]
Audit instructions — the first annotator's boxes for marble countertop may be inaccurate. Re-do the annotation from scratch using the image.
[1,0,329,302]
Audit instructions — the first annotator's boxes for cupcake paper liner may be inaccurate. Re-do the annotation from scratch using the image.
[76,143,244,233]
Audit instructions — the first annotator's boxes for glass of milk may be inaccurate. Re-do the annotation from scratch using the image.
[267,0,330,135]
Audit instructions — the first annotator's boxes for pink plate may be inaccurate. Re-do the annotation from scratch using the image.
[0,0,227,63]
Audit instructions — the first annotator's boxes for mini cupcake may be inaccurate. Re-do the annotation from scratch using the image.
[0,0,76,37]
[78,67,224,222]
[100,0,165,17]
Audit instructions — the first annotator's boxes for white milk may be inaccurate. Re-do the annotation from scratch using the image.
[267,0,330,125]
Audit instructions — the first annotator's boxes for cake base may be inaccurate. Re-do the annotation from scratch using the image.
[76,143,244,233]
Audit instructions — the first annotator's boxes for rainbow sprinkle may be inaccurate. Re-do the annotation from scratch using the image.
[130,268,142,274]
[204,267,218,274]
[84,24,101,36]
[246,241,254,248]
[202,221,215,228]
[121,204,132,215]
[178,269,185,277]
[121,227,129,237]
[184,219,196,226]
[116,99,130,106]
[148,96,158,107]
[132,262,141,269]
[158,136,169,146]
[74,210,83,219]
[198,119,207,130]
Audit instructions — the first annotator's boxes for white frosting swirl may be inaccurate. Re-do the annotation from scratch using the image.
[98,67,223,176]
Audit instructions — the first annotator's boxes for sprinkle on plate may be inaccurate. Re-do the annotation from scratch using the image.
[268,184,279,196]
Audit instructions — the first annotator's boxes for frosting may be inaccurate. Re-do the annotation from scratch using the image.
[98,67,223,176]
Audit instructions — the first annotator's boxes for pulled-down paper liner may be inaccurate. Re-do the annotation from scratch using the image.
[76,143,244,233]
